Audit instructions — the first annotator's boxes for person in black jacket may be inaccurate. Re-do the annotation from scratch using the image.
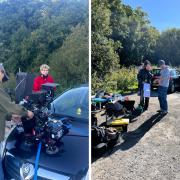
[137,60,152,111]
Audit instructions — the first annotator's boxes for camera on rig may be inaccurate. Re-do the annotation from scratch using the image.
[16,82,72,155]
[16,117,71,155]
[41,82,59,104]
[20,83,59,113]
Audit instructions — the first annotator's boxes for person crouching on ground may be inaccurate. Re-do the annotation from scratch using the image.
[137,60,152,111]
[0,63,34,180]
[33,64,54,92]
[157,60,170,115]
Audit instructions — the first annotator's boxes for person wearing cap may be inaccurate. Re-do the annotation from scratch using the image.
[0,63,34,179]
[137,60,152,111]
[33,64,55,92]
[157,60,170,115]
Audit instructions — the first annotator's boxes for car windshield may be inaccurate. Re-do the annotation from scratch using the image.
[52,87,89,122]
[152,69,161,76]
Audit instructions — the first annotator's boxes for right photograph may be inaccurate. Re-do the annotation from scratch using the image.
[91,0,180,180]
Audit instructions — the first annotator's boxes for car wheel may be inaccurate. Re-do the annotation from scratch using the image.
[169,82,175,93]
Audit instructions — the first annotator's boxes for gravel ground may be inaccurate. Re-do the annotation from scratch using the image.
[92,90,180,180]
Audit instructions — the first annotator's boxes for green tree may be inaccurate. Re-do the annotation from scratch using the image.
[92,0,119,79]
[155,28,180,66]
[49,22,89,91]
[0,0,88,73]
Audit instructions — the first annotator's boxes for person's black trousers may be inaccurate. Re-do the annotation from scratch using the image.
[140,88,149,110]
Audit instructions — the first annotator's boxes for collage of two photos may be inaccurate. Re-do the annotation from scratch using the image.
[0,0,89,180]
[91,0,180,180]
[0,0,180,180]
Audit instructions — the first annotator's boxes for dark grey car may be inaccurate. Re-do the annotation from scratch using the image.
[2,86,89,180]
[151,68,180,93]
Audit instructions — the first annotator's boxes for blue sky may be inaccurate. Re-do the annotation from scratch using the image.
[122,0,180,31]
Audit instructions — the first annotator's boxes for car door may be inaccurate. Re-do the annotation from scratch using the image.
[170,70,176,86]
[175,70,180,87]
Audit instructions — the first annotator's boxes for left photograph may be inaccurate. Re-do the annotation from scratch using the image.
[0,0,89,180]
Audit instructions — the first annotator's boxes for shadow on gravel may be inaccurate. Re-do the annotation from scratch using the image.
[109,112,166,154]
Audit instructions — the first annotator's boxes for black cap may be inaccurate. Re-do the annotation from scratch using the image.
[0,63,9,82]
[144,60,151,66]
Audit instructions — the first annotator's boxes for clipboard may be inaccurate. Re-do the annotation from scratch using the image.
[143,83,151,97]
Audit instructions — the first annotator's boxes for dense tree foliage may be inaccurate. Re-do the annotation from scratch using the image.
[0,0,88,90]
[92,0,180,80]
[92,0,160,78]
[154,29,180,66]
[92,0,119,79]
[92,0,180,92]
[49,23,89,91]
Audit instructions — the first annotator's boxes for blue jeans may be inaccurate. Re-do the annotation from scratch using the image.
[0,142,4,180]
[158,86,168,111]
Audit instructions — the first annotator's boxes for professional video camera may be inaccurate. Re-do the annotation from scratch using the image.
[30,82,59,107]
[16,83,71,155]
[19,83,59,127]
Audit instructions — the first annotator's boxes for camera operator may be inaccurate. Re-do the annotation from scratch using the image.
[0,64,34,180]
[33,64,55,92]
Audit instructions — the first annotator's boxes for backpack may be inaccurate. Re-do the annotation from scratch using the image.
[91,126,106,147]
[132,105,143,116]
[105,102,124,117]
[91,126,119,156]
